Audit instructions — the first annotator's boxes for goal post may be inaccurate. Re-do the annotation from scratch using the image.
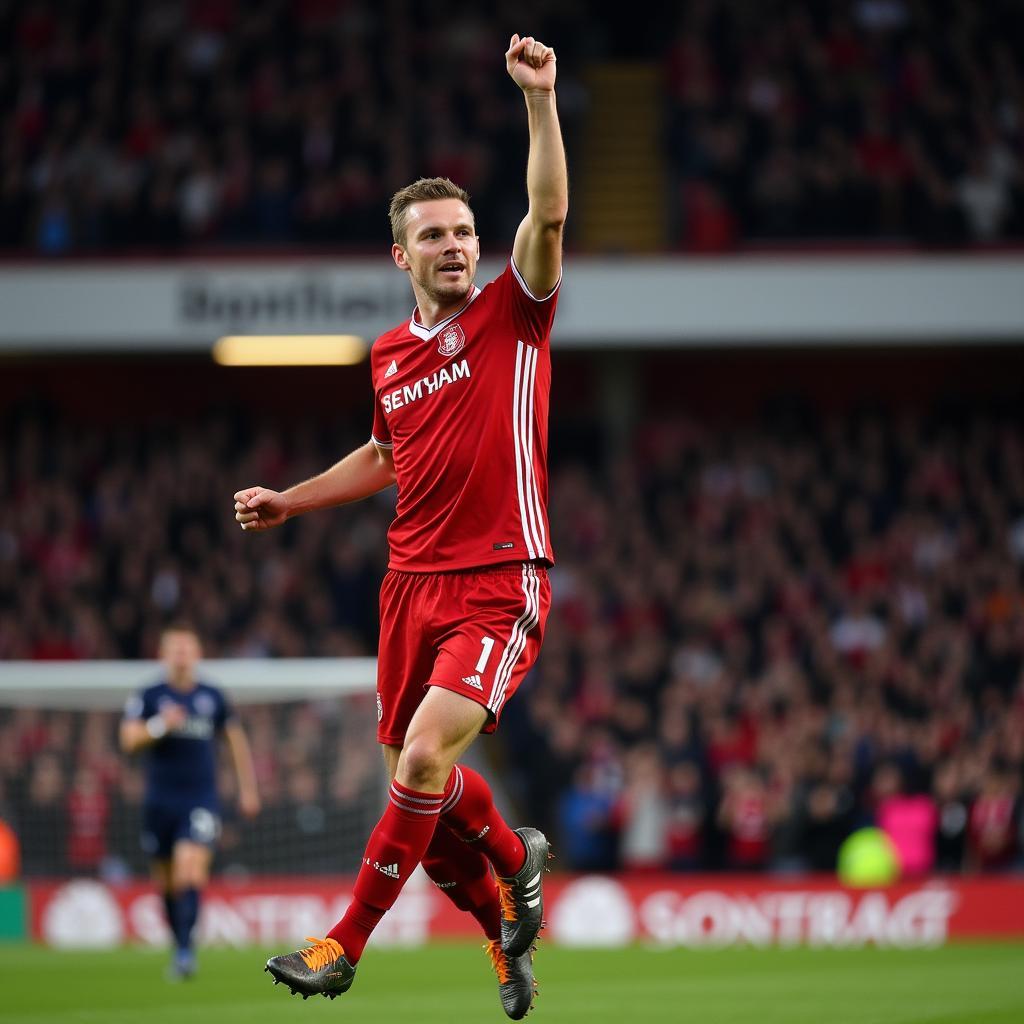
[0,657,378,709]
[0,658,386,879]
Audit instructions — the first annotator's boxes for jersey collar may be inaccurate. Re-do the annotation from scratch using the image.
[408,287,481,341]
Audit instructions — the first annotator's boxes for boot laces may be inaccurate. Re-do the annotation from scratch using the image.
[485,939,512,984]
[496,876,516,922]
[298,936,344,971]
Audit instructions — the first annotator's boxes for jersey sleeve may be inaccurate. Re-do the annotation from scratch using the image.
[504,257,561,348]
[371,391,392,449]
[123,688,154,721]
[369,352,393,449]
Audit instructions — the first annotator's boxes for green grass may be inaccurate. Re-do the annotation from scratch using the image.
[2,942,1023,1024]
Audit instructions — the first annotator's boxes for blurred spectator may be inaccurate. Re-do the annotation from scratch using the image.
[612,744,671,871]
[933,759,969,873]
[558,763,618,872]
[19,753,66,875]
[66,766,109,873]
[717,764,776,870]
[967,768,1020,871]
[665,760,706,870]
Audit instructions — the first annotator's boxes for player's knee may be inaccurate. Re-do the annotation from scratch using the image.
[172,849,209,890]
[174,871,206,891]
[398,736,452,792]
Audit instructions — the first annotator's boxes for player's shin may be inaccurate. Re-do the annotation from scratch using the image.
[172,887,200,951]
[325,779,443,963]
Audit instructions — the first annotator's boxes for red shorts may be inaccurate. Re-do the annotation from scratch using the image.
[376,562,550,746]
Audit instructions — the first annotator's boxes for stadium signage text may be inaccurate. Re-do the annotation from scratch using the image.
[179,273,411,329]
[28,874,1024,950]
[636,887,958,947]
[2,257,1022,350]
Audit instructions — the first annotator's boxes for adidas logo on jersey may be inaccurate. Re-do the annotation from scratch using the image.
[384,359,399,378]
[462,674,484,690]
[366,858,400,879]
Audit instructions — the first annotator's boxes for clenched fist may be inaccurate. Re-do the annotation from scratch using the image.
[506,34,556,94]
[233,486,290,532]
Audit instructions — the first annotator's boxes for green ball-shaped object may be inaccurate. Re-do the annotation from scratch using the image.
[837,827,900,887]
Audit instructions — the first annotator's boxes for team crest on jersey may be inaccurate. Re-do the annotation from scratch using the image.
[438,323,466,358]
[194,693,215,717]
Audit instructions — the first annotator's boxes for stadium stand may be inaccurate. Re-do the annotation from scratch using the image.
[665,0,1024,247]
[3,364,1022,875]
[2,1,1022,254]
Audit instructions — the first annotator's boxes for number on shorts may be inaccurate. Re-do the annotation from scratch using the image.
[189,807,220,844]
[475,636,496,674]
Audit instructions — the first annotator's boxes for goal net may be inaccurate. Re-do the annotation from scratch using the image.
[0,658,386,880]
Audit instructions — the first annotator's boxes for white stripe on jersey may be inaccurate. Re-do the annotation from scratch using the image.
[512,342,536,559]
[488,565,540,715]
[518,344,545,556]
[513,340,546,560]
[522,344,547,555]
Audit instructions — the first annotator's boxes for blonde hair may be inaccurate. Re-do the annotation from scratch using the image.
[388,177,472,246]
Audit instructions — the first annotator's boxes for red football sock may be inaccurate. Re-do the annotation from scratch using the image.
[421,821,502,941]
[327,779,442,962]
[440,764,526,878]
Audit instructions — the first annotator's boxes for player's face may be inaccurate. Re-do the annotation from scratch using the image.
[160,629,201,677]
[394,199,480,307]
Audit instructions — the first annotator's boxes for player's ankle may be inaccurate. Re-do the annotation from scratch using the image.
[510,834,527,875]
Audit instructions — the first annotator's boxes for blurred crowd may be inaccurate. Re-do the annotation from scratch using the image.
[3,0,1023,256]
[3,397,1024,877]
[0,407,386,660]
[506,404,1024,874]
[667,0,1024,248]
[0,0,590,255]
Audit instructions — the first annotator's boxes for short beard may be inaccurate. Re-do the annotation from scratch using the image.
[415,271,473,307]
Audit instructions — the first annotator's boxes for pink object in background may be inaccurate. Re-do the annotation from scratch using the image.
[879,795,938,876]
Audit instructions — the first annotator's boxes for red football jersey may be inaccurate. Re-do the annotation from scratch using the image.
[370,260,558,571]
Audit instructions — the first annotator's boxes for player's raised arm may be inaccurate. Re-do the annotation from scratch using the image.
[507,34,568,298]
[234,440,395,532]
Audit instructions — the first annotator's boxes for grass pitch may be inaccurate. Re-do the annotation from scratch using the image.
[2,941,1022,1024]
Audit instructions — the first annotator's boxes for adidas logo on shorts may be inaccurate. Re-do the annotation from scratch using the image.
[462,674,484,690]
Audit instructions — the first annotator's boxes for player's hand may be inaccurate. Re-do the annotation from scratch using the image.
[234,486,289,531]
[239,788,261,819]
[160,704,188,731]
[506,34,556,94]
